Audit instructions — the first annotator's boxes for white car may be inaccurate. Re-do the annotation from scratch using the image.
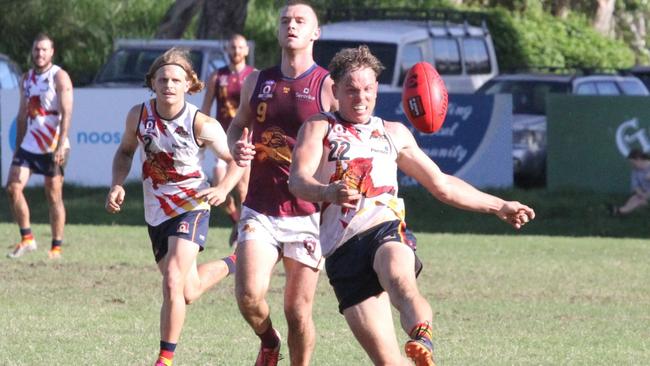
[314,9,499,94]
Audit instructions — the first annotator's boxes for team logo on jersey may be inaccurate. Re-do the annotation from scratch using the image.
[283,86,290,94]
[295,87,315,101]
[177,221,190,234]
[144,118,157,133]
[258,80,276,100]
[174,126,190,138]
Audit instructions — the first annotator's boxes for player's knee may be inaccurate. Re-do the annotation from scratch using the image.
[162,272,185,297]
[284,301,312,327]
[235,287,264,311]
[6,182,23,198]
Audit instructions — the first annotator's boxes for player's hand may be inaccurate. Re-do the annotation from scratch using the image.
[53,147,67,166]
[106,185,125,213]
[233,127,255,167]
[323,181,362,209]
[496,201,535,229]
[196,186,227,206]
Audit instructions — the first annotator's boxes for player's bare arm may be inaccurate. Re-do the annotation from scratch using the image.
[194,112,244,206]
[106,105,140,214]
[288,115,361,208]
[226,70,259,166]
[54,69,73,166]
[200,71,218,115]
[387,120,535,228]
[320,75,338,112]
[14,73,28,152]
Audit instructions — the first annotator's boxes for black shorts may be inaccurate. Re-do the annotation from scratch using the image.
[11,147,64,177]
[325,220,423,313]
[147,210,210,263]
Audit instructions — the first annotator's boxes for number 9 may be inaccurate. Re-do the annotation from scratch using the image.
[257,102,267,123]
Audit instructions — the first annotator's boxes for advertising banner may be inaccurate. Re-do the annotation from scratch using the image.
[1,89,212,187]
[2,90,512,189]
[547,95,650,193]
[375,92,513,188]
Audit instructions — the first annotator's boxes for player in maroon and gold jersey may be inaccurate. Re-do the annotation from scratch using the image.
[201,34,255,246]
[226,2,337,365]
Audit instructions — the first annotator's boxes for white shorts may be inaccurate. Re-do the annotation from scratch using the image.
[238,205,323,269]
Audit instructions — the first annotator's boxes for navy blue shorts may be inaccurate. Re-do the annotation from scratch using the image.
[325,220,423,313]
[147,210,210,263]
[11,147,64,177]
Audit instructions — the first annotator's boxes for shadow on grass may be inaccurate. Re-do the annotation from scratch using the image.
[0,183,646,238]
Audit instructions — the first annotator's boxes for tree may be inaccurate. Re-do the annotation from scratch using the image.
[155,0,249,39]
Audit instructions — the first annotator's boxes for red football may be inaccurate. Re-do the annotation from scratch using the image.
[402,62,448,133]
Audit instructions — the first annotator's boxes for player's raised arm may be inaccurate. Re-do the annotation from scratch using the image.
[105,105,140,213]
[226,70,259,166]
[194,113,244,206]
[388,121,535,229]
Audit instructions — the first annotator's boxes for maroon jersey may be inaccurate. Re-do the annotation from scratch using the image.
[245,64,329,217]
[215,65,254,131]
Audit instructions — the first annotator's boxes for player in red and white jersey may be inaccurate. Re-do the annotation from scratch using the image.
[106,48,244,366]
[201,33,255,247]
[289,46,535,366]
[6,33,72,260]
[227,2,337,365]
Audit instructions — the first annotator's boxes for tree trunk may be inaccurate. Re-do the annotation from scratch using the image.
[196,0,249,40]
[155,0,204,39]
[551,0,571,19]
[620,11,649,64]
[593,0,615,37]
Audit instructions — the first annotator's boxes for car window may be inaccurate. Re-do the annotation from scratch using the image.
[575,82,597,95]
[207,50,228,75]
[0,60,19,89]
[96,49,203,84]
[463,38,491,74]
[397,42,425,86]
[431,38,461,75]
[314,40,396,85]
[478,80,570,115]
[618,80,648,95]
[595,81,620,95]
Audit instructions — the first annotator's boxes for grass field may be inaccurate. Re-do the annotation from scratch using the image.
[0,185,649,365]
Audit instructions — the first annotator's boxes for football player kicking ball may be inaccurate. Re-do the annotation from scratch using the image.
[289,45,535,366]
[105,48,243,366]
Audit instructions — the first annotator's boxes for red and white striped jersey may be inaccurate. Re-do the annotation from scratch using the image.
[316,113,405,257]
[137,100,210,226]
[21,65,69,154]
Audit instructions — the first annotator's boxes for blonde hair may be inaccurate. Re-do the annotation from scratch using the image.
[145,48,204,94]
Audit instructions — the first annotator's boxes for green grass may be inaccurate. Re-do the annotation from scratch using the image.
[0,185,649,365]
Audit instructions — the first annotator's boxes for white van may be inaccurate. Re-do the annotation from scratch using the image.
[314,9,498,94]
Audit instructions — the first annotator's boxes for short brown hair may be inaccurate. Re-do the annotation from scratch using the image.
[145,48,204,94]
[328,45,385,83]
[33,32,54,48]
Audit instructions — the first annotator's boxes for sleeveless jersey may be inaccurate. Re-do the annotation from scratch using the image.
[245,64,329,217]
[316,113,404,257]
[137,100,210,226]
[214,65,254,131]
[21,65,70,154]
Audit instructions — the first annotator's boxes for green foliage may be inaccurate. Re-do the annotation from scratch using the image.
[0,0,173,84]
[486,8,636,70]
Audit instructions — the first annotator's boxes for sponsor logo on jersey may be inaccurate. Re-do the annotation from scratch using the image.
[258,80,276,100]
[177,221,190,234]
[369,129,391,155]
[283,86,290,94]
[295,87,315,101]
